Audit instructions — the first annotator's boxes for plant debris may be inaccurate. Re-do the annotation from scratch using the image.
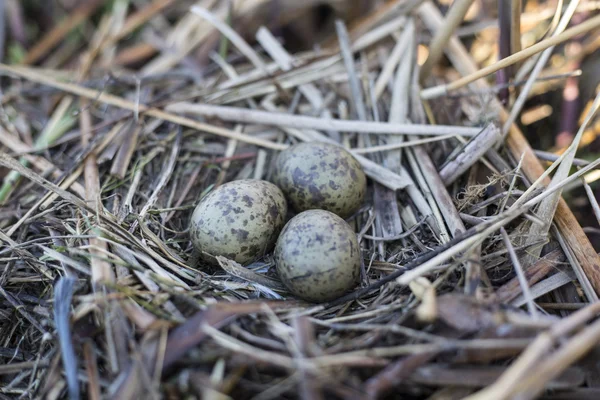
[1,1,600,399]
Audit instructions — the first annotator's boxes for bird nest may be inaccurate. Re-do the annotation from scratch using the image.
[1,1,600,399]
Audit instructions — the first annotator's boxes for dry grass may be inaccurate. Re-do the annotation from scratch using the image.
[1,1,600,399]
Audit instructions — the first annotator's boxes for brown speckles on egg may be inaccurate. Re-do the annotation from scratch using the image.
[273,142,366,218]
[189,179,287,265]
[274,210,360,303]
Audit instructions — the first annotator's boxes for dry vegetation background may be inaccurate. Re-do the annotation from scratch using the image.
[1,0,600,399]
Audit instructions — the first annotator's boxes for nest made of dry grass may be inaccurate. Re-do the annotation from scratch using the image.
[1,1,600,399]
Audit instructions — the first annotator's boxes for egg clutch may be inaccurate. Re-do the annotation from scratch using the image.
[189,141,367,303]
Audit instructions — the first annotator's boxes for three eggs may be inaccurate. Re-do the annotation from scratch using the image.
[189,141,366,302]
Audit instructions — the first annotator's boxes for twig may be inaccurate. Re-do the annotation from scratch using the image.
[362,217,425,241]
[583,179,600,226]
[533,149,592,167]
[101,0,176,55]
[0,96,76,202]
[191,6,267,71]
[0,126,85,199]
[374,24,412,100]
[0,285,48,336]
[552,224,598,302]
[292,317,323,400]
[515,317,600,399]
[255,26,340,141]
[511,271,574,308]
[497,0,511,104]
[259,100,414,191]
[351,135,455,153]
[83,340,101,400]
[80,101,114,286]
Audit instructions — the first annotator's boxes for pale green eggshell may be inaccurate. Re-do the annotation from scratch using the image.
[273,141,367,218]
[274,209,361,303]
[190,179,287,265]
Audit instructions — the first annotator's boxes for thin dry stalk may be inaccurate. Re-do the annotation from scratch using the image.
[374,25,412,100]
[255,27,339,140]
[191,6,267,71]
[335,19,368,122]
[0,127,85,198]
[419,0,475,82]
[583,179,600,225]
[421,13,600,99]
[521,91,600,267]
[500,227,537,318]
[83,341,101,400]
[80,102,114,286]
[501,0,580,138]
[511,0,523,57]
[552,225,598,302]
[166,103,481,137]
[495,249,565,303]
[396,156,600,286]
[110,123,141,179]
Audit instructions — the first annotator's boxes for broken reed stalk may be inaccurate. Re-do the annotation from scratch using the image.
[438,124,502,185]
[419,0,475,83]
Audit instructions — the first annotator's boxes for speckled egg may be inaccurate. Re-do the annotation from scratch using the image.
[274,210,361,303]
[189,179,287,265]
[273,141,367,218]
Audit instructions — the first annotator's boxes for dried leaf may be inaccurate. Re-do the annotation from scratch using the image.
[436,294,501,333]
